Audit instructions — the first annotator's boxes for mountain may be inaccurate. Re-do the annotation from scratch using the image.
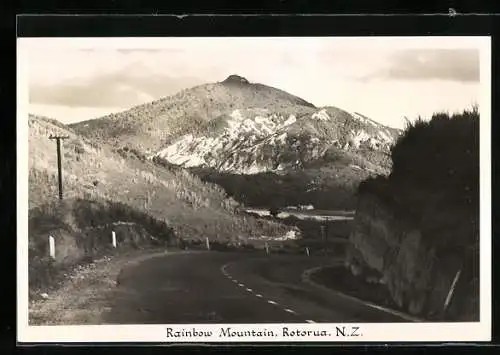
[155,105,400,210]
[70,74,315,153]
[70,75,401,209]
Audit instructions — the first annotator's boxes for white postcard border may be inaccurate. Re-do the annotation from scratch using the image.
[17,36,492,343]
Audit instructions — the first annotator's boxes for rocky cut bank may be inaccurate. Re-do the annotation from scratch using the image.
[345,108,480,321]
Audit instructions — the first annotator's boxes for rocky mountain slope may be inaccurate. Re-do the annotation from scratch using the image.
[70,74,401,209]
[156,106,399,175]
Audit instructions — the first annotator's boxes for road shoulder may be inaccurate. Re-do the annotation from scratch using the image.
[28,248,175,325]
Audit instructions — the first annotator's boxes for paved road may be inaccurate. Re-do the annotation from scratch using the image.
[102,251,407,324]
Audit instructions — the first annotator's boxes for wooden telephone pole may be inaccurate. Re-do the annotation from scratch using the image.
[49,134,69,200]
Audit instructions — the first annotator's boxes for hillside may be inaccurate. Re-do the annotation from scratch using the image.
[29,114,297,289]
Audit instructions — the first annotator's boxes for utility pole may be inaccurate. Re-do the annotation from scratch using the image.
[49,134,69,200]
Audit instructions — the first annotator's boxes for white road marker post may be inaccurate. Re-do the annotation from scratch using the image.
[265,242,269,256]
[206,237,210,250]
[112,230,117,248]
[49,235,55,260]
[306,247,310,256]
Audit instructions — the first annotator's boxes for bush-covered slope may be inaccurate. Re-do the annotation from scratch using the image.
[346,107,479,321]
[29,115,294,276]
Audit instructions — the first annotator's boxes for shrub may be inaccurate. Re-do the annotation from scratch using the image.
[390,106,479,203]
[357,106,479,250]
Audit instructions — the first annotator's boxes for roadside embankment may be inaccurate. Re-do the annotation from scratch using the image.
[28,197,176,296]
[344,108,479,321]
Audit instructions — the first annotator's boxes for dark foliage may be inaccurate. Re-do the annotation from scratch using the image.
[190,168,358,210]
[358,107,479,251]
[390,107,479,204]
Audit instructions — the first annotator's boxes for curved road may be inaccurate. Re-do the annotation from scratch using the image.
[103,251,407,324]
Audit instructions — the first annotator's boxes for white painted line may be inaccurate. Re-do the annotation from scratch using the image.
[232,280,238,283]
[245,288,253,292]
[369,304,387,312]
[238,283,245,287]
[305,320,315,323]
[267,300,278,305]
[284,308,296,314]
[255,294,263,298]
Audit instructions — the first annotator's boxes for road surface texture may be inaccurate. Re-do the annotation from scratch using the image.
[102,251,407,324]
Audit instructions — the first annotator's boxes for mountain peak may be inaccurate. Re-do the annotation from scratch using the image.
[223,74,250,84]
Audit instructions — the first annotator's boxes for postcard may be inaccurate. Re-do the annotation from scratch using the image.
[17,35,491,343]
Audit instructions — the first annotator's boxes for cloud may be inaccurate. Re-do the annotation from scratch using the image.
[359,49,479,83]
[29,65,204,108]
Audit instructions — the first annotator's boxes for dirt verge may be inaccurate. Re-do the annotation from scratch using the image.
[28,247,175,325]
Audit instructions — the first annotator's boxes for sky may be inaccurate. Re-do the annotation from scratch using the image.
[20,37,486,129]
